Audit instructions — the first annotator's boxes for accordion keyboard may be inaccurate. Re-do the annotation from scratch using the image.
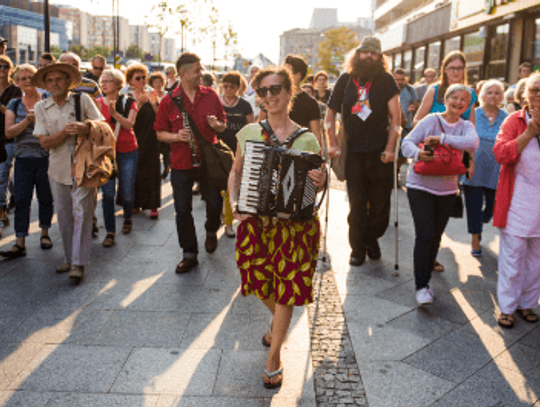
[238,141,266,215]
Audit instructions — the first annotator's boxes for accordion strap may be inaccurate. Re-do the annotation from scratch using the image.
[259,120,309,148]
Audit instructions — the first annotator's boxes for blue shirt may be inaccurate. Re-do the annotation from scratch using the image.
[399,84,419,129]
[7,98,48,158]
[430,85,477,121]
[463,107,508,190]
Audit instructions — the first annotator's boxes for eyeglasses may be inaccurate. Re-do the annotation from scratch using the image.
[0,64,10,70]
[101,79,114,84]
[446,66,465,72]
[222,84,237,90]
[256,84,284,98]
[18,76,33,81]
[529,88,540,96]
[93,66,104,71]
[134,76,146,81]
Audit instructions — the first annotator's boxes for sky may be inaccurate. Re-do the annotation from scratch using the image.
[51,0,371,64]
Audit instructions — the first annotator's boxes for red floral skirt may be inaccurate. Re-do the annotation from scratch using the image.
[236,215,320,306]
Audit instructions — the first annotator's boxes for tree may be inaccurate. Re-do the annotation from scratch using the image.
[87,46,111,58]
[318,27,359,75]
[70,44,88,59]
[199,4,237,70]
[50,45,63,58]
[126,44,144,60]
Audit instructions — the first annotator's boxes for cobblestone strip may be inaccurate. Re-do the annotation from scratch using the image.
[307,263,368,407]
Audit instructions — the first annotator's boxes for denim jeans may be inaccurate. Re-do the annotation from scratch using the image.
[463,185,496,235]
[170,168,223,257]
[346,151,393,254]
[14,156,54,237]
[407,188,456,290]
[0,143,15,207]
[101,150,138,233]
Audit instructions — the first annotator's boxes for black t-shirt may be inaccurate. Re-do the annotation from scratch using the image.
[315,88,332,105]
[84,71,100,83]
[289,91,320,129]
[328,71,399,153]
[1,83,22,144]
[220,97,253,153]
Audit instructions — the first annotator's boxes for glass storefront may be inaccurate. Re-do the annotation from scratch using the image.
[394,52,402,69]
[444,36,461,54]
[404,49,412,76]
[463,31,484,84]
[428,41,441,70]
[487,24,509,81]
[413,46,426,83]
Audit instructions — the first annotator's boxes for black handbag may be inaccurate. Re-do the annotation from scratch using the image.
[170,92,234,191]
[450,187,464,219]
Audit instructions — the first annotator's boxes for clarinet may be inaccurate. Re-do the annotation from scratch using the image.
[181,110,201,168]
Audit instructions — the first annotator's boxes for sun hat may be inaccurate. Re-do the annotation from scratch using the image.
[32,62,82,89]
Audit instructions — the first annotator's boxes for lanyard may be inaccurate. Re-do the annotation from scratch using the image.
[353,79,371,101]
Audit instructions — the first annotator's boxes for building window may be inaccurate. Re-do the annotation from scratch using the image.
[403,49,412,77]
[394,52,402,69]
[463,31,484,85]
[427,41,441,70]
[413,46,425,84]
[533,18,540,63]
[487,24,509,81]
[444,36,460,54]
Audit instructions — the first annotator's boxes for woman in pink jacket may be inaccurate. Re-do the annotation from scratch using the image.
[493,73,540,329]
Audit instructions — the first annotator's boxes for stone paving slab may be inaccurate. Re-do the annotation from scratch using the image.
[44,393,160,407]
[0,343,44,390]
[0,391,53,407]
[155,395,316,407]
[111,348,222,395]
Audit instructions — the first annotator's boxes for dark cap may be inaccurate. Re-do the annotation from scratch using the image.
[356,36,382,54]
[0,36,7,44]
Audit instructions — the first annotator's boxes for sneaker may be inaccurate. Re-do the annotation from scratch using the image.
[471,249,482,257]
[150,210,159,219]
[416,287,434,305]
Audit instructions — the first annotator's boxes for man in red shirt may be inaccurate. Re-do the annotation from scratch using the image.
[155,53,226,274]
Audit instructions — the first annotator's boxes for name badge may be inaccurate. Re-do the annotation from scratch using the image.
[356,105,372,121]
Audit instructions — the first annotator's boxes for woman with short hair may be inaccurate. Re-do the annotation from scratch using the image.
[97,68,138,247]
[164,65,179,92]
[1,64,53,258]
[149,71,170,179]
[228,66,326,389]
[493,73,540,328]
[125,63,161,222]
[463,80,507,257]
[313,70,331,104]
[402,84,479,304]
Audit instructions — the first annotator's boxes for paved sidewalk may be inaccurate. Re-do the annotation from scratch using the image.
[0,171,539,407]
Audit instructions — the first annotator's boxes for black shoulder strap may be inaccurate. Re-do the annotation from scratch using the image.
[169,90,209,147]
[259,120,309,148]
[435,114,446,134]
[12,98,22,118]
[74,93,82,122]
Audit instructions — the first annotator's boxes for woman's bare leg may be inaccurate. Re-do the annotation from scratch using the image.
[263,303,293,386]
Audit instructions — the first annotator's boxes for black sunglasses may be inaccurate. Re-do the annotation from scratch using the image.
[256,84,284,98]
[93,66,104,71]
[0,64,10,70]
[134,76,146,81]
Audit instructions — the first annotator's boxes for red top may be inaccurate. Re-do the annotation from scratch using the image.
[98,97,138,153]
[154,85,226,170]
[493,108,528,229]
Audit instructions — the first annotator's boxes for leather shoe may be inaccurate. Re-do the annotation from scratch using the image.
[367,241,381,260]
[349,248,366,266]
[68,265,84,281]
[205,233,218,254]
[176,258,199,274]
[55,262,71,273]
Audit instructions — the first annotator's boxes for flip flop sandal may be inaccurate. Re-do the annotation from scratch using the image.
[517,309,539,323]
[263,367,283,389]
[497,313,514,329]
[262,321,272,347]
[40,236,53,250]
[0,244,26,259]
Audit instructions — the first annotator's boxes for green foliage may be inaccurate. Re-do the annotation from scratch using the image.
[69,44,88,59]
[87,46,111,58]
[50,45,63,58]
[126,44,144,59]
[318,27,359,76]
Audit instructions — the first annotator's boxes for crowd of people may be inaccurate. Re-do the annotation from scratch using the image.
[0,31,540,388]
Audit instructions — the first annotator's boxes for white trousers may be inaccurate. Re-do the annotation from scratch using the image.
[498,231,540,314]
[50,180,95,266]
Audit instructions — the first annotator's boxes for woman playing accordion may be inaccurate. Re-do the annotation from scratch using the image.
[228,66,326,389]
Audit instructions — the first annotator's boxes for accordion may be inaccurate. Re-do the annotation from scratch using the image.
[238,140,324,221]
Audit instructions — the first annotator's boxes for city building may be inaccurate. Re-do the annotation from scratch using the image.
[280,8,372,69]
[0,3,69,63]
[86,14,129,52]
[375,0,540,84]
[233,53,274,74]
[58,5,89,49]
[149,32,176,63]
[129,24,150,54]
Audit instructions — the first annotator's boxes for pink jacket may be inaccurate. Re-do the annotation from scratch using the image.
[493,108,528,228]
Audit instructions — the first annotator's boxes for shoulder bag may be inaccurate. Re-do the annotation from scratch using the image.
[170,91,234,191]
[414,115,467,176]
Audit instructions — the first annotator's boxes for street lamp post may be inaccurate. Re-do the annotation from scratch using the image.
[44,0,50,52]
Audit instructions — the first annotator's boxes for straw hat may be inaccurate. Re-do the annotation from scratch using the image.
[32,63,82,89]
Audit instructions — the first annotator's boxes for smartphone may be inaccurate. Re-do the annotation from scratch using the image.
[424,144,434,156]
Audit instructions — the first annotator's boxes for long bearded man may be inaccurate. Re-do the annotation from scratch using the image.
[326,36,401,266]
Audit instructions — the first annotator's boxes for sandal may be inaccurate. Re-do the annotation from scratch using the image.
[517,309,539,323]
[263,367,283,389]
[0,244,27,259]
[433,261,445,272]
[498,313,514,329]
[262,322,272,348]
[40,236,53,250]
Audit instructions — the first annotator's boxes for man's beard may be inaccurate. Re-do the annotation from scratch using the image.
[352,58,385,82]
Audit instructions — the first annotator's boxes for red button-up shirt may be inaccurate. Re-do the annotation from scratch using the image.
[154,85,226,170]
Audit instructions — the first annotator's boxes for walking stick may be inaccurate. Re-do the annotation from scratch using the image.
[321,118,331,264]
[393,137,401,273]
